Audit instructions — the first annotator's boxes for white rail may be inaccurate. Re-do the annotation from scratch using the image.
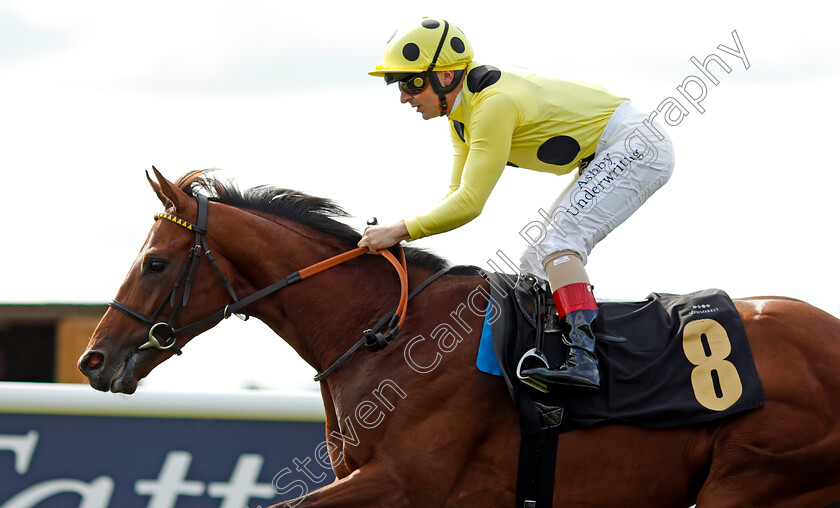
[0,382,325,421]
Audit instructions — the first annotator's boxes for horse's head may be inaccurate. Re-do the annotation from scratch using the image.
[78,168,239,393]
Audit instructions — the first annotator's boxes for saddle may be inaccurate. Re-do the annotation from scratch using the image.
[481,272,765,507]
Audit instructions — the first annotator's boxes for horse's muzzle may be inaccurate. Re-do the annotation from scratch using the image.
[78,347,143,394]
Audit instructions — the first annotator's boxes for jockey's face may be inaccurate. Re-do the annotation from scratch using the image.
[400,71,455,120]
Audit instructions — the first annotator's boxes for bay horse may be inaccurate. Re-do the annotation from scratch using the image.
[79,169,840,507]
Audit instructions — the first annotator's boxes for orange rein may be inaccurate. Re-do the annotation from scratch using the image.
[298,246,409,329]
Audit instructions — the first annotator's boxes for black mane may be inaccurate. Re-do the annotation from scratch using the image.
[174,170,450,272]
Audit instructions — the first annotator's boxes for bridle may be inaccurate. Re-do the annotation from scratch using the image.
[109,194,237,355]
[108,194,423,380]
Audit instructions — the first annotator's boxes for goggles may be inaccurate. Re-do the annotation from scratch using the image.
[385,72,429,95]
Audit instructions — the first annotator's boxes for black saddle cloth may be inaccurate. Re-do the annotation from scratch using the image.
[485,273,765,435]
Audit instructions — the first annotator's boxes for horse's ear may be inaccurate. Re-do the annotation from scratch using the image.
[146,168,168,206]
[149,166,190,211]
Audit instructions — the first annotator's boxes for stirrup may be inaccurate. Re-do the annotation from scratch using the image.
[516,348,550,393]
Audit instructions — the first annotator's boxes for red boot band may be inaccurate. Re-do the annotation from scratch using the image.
[552,283,597,317]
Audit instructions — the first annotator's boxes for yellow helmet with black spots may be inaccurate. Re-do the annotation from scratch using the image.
[369,18,473,78]
[370,18,473,116]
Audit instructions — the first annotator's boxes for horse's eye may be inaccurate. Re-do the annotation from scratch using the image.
[147,259,167,273]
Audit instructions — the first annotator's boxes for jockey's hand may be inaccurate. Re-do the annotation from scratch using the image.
[358,221,411,253]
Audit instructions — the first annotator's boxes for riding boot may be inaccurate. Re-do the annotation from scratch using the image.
[521,282,601,389]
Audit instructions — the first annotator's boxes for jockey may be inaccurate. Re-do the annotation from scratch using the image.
[360,18,675,390]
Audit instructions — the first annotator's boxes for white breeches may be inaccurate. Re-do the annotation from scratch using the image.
[519,101,675,278]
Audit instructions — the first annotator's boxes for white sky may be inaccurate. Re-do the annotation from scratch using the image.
[1,0,837,392]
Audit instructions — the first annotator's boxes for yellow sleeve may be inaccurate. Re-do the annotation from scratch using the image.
[446,125,468,197]
[405,93,517,240]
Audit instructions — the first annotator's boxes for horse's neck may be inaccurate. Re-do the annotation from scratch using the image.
[213,208,397,371]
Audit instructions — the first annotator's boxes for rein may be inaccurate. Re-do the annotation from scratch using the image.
[109,194,421,380]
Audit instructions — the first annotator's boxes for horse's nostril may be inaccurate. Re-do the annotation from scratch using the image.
[80,352,105,373]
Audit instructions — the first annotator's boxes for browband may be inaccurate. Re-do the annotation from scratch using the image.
[154,212,206,234]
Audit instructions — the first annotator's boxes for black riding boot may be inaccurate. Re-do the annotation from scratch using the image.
[521,308,601,389]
